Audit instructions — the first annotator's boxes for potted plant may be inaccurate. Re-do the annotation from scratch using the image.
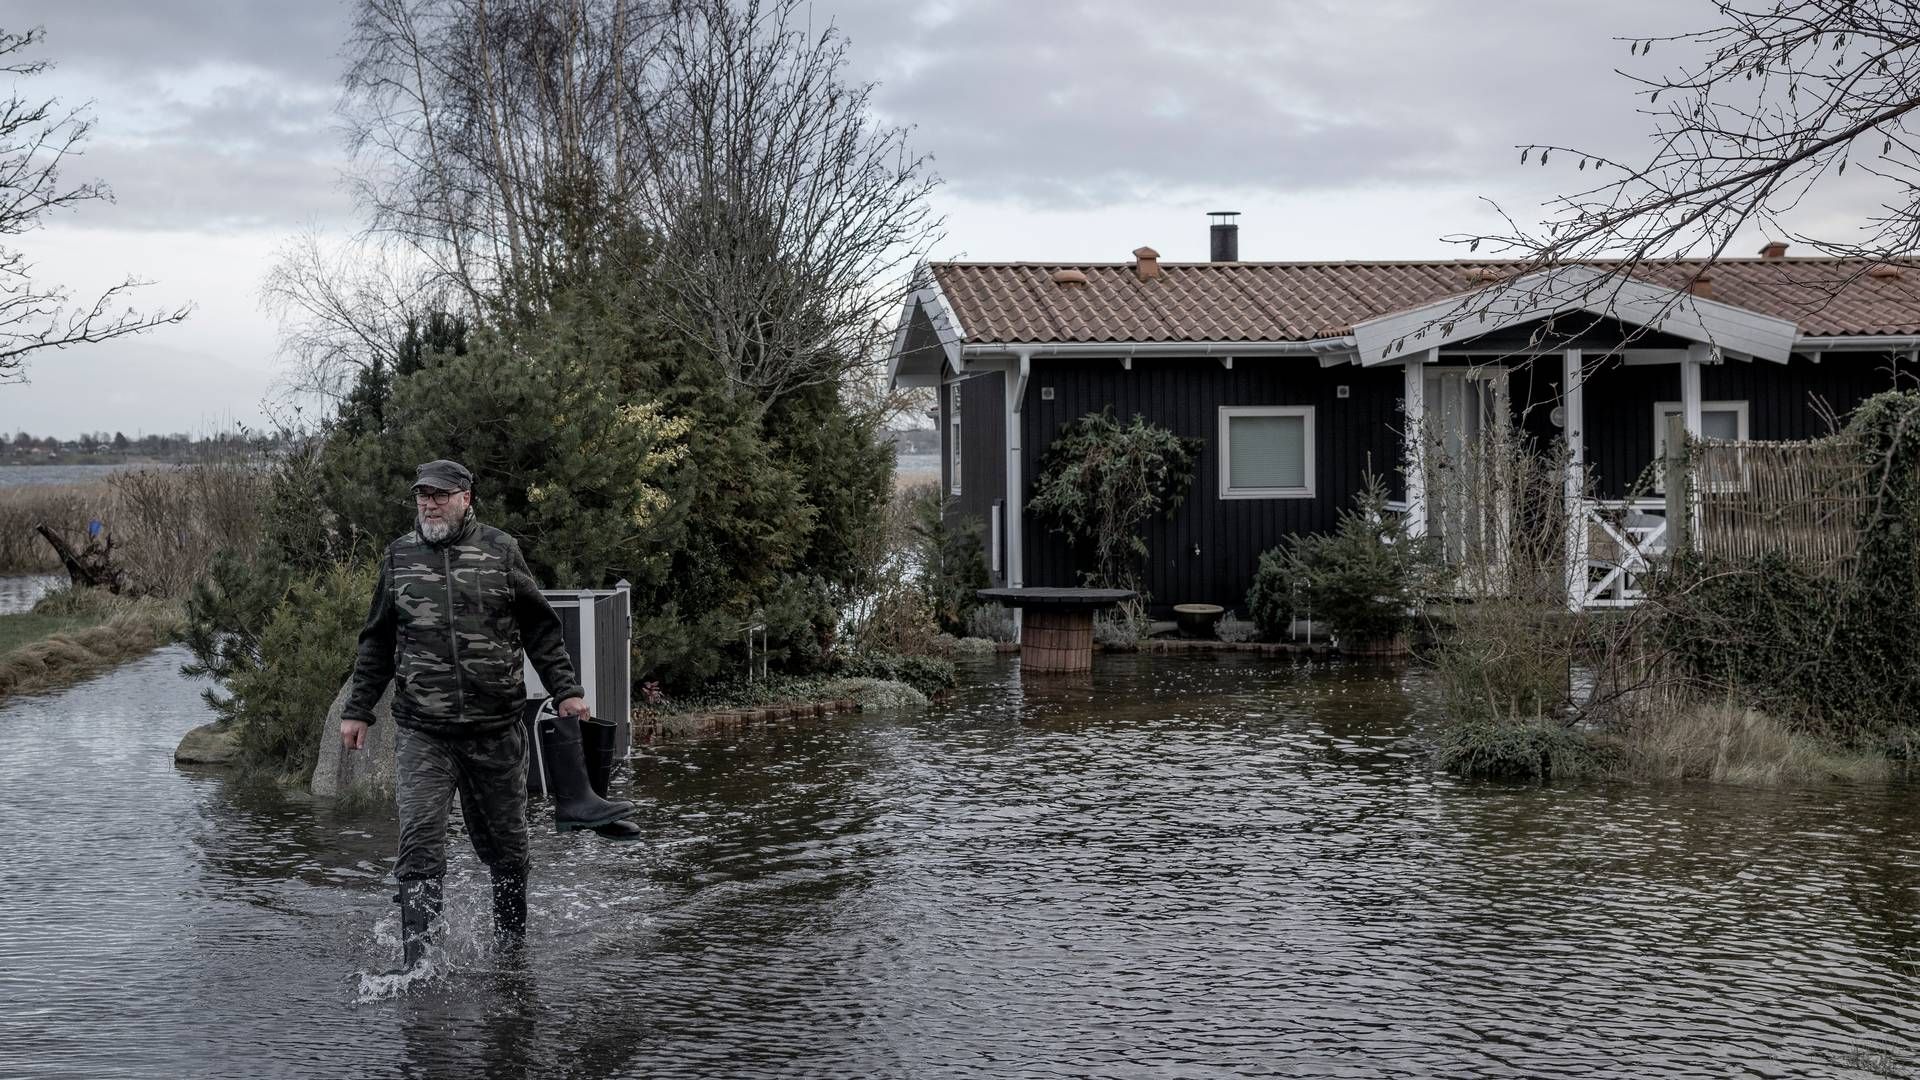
[1173,603,1224,638]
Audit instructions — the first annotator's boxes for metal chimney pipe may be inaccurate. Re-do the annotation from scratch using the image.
[1209,210,1239,262]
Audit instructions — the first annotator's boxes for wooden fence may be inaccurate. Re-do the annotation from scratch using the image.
[1689,433,1870,576]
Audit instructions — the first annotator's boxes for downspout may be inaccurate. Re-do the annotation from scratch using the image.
[1005,349,1032,637]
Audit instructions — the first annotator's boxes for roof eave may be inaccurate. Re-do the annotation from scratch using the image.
[1351,265,1799,365]
[958,337,1359,359]
[885,270,969,389]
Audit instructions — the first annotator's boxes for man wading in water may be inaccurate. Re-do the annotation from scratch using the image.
[340,459,636,970]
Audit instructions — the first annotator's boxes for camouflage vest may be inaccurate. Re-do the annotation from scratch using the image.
[385,516,528,725]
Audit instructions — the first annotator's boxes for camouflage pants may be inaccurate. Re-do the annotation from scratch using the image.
[394,724,530,882]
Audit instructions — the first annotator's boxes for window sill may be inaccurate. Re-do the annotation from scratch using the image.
[1220,488,1315,500]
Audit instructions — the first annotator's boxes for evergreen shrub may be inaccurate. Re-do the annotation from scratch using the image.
[1247,476,1440,644]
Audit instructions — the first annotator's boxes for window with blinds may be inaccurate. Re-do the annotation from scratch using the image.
[1218,406,1315,499]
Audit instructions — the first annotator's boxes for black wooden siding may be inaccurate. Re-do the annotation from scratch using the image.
[942,331,1912,614]
[943,371,1008,586]
[1018,357,1405,612]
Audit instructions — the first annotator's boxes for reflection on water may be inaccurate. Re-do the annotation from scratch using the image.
[0,574,61,614]
[2,648,1918,1077]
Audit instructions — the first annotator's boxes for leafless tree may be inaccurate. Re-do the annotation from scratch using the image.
[260,232,442,403]
[629,0,944,409]
[0,27,189,381]
[1421,1,1920,358]
[341,0,666,317]
[330,0,942,410]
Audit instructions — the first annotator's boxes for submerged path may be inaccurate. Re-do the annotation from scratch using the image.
[2,648,1918,1077]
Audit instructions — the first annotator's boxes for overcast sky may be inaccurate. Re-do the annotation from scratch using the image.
[0,0,1872,437]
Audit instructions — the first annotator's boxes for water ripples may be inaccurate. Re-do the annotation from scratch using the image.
[2,649,1918,1077]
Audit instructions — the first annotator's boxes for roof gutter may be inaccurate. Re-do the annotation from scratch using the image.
[1796,335,1920,350]
[959,338,1358,360]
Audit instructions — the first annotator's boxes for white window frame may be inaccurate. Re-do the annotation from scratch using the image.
[948,383,962,496]
[1652,400,1749,458]
[1653,399,1749,493]
[1218,405,1316,500]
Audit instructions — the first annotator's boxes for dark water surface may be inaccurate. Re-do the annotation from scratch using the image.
[0,574,60,615]
[3,648,1919,1078]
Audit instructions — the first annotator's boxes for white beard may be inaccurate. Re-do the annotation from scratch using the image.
[417,506,465,542]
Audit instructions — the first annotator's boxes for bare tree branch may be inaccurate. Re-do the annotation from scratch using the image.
[1418,2,1920,363]
[0,26,190,380]
[626,0,944,408]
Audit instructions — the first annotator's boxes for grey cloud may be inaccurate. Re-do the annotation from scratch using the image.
[13,0,350,86]
[3,0,1719,230]
[829,0,1704,209]
[9,3,353,232]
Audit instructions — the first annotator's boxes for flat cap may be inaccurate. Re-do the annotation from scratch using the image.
[413,459,473,492]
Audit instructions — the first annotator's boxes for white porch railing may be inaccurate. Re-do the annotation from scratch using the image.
[1580,499,1669,609]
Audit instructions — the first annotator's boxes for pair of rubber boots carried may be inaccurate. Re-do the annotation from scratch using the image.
[395,708,637,969]
[532,704,643,841]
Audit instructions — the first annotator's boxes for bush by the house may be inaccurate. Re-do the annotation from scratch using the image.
[1649,390,1920,743]
[1247,475,1440,645]
[1028,407,1200,596]
[1434,714,1608,781]
[910,490,991,635]
[1215,612,1257,643]
[223,563,378,781]
[829,651,956,697]
[965,604,1016,643]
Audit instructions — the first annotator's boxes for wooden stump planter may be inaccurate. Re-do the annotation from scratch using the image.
[1019,609,1096,672]
[976,587,1137,674]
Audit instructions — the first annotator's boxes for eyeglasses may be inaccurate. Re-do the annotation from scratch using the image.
[412,489,458,505]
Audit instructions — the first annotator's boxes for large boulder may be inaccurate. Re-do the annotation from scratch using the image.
[174,722,240,765]
[310,681,398,800]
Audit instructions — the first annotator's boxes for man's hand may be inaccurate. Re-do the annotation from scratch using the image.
[340,719,370,750]
[556,696,592,721]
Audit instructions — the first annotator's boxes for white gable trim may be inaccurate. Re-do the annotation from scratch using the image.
[886,271,969,389]
[1351,265,1799,367]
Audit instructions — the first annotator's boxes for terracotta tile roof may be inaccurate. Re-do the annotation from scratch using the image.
[930,259,1920,344]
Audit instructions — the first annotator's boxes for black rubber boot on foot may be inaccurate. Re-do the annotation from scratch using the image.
[590,817,644,842]
[396,877,442,971]
[491,864,528,943]
[537,712,635,831]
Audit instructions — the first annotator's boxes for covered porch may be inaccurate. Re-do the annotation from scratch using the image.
[1352,266,1806,611]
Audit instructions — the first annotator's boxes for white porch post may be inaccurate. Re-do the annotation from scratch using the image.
[1003,351,1032,638]
[1403,350,1430,538]
[1680,343,1709,552]
[1681,344,1706,439]
[1563,348,1588,612]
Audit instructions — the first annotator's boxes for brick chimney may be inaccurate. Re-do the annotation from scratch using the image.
[1133,246,1162,281]
[1689,273,1714,299]
[1759,241,1788,259]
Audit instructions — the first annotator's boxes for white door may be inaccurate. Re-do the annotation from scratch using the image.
[1423,367,1510,577]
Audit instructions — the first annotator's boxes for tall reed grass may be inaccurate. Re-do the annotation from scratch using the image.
[0,465,265,596]
[0,483,105,573]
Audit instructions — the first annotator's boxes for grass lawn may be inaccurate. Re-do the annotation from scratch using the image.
[0,611,108,654]
[0,591,184,701]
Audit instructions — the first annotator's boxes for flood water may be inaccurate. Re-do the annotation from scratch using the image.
[4,648,1919,1078]
[0,574,61,614]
